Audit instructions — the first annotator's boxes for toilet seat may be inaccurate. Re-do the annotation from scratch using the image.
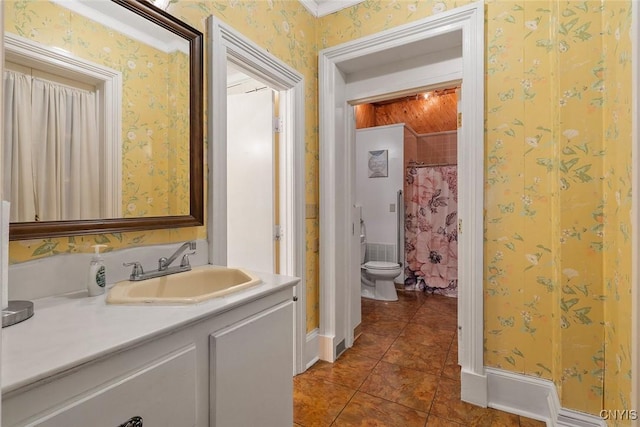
[364,261,400,270]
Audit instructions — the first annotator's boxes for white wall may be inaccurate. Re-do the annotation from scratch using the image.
[355,124,404,248]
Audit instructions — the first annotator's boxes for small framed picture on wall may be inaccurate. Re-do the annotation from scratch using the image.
[368,150,388,178]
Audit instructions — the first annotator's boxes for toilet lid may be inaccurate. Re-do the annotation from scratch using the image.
[364,261,400,270]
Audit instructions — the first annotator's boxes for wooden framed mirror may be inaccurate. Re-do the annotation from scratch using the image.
[5,0,203,240]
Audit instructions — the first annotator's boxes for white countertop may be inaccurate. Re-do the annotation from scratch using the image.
[2,270,298,394]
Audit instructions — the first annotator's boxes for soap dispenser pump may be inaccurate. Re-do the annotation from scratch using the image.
[87,244,107,296]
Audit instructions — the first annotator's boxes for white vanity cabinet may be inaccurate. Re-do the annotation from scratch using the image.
[4,345,198,427]
[210,299,293,426]
[2,280,296,427]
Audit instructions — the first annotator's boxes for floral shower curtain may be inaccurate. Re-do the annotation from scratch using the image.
[404,165,458,297]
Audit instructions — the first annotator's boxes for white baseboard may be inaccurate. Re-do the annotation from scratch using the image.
[318,333,336,362]
[461,368,488,407]
[486,367,606,427]
[305,329,320,370]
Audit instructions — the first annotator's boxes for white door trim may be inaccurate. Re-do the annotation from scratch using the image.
[206,16,307,374]
[319,2,486,405]
[632,1,639,420]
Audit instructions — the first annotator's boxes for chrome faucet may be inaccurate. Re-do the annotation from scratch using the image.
[158,241,196,271]
[123,241,196,281]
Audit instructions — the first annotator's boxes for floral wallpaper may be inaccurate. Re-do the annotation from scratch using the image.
[3,0,633,419]
[319,0,632,420]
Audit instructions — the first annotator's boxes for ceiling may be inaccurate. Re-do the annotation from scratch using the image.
[298,0,365,17]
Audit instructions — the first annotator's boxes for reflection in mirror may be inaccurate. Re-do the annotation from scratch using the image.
[4,0,203,239]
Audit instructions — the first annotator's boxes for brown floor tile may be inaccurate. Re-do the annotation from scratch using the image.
[430,377,497,425]
[349,332,396,361]
[395,290,430,306]
[423,294,458,312]
[400,322,456,348]
[333,391,428,427]
[371,303,419,322]
[361,309,396,325]
[382,335,449,376]
[305,351,379,389]
[411,309,458,331]
[360,360,439,412]
[481,408,521,426]
[293,375,356,426]
[293,294,542,426]
[441,346,461,380]
[426,415,463,426]
[519,417,547,427]
[360,318,408,339]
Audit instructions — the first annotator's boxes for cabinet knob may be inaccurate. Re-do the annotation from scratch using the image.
[118,416,143,427]
[293,296,298,302]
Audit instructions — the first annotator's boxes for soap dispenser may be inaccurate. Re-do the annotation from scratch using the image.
[87,244,107,296]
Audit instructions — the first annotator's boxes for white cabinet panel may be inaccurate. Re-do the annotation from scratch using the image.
[210,300,293,427]
[24,346,196,427]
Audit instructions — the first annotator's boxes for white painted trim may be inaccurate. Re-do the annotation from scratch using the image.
[298,0,365,18]
[206,16,307,375]
[51,0,188,54]
[486,368,606,427]
[462,368,488,407]
[632,0,639,423]
[0,4,4,419]
[305,329,320,370]
[319,2,486,403]
[318,333,337,362]
[4,33,122,218]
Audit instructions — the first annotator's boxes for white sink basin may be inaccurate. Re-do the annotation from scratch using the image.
[106,265,261,304]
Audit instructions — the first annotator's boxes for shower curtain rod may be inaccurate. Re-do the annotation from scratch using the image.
[407,162,457,168]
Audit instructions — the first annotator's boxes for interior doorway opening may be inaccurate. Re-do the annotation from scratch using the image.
[319,2,485,405]
[353,85,460,297]
[226,63,280,274]
[207,16,307,375]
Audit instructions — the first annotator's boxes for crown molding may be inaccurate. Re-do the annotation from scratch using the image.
[298,0,364,18]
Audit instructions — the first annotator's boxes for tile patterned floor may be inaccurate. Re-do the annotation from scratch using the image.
[293,290,547,427]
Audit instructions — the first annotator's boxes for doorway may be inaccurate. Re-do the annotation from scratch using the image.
[207,16,307,374]
[226,64,278,274]
[319,2,486,406]
[354,86,460,297]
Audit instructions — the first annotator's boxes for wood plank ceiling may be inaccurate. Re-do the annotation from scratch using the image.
[355,87,459,134]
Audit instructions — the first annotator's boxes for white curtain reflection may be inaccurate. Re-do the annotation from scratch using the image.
[3,71,36,222]
[3,70,100,221]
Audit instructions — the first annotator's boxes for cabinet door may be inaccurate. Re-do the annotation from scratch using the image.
[210,300,293,427]
[28,346,197,427]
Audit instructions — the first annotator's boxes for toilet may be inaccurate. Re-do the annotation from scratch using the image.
[360,221,401,301]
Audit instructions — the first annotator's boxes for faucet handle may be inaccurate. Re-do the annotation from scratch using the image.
[180,251,196,268]
[123,261,144,280]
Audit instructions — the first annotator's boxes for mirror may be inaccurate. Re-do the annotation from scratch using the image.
[4,0,203,240]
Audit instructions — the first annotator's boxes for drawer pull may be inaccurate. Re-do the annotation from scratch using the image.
[118,416,143,427]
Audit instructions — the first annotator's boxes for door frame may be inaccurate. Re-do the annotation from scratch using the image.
[207,17,307,374]
[632,0,639,416]
[318,2,487,405]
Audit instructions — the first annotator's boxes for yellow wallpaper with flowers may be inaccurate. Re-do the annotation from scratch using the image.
[318,0,632,419]
[4,0,633,419]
